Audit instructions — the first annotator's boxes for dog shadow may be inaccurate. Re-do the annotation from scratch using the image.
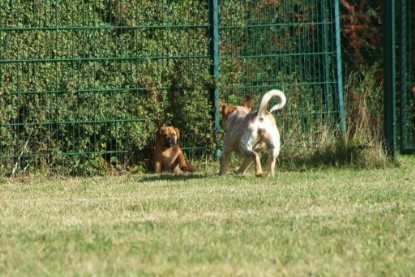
[137,173,208,182]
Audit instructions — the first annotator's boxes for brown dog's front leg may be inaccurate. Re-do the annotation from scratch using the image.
[154,161,162,173]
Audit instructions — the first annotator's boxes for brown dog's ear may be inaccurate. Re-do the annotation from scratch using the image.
[155,127,163,139]
[174,127,180,139]
[242,96,253,110]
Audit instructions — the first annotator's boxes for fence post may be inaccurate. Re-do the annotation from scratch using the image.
[318,1,332,125]
[399,0,409,153]
[334,0,346,136]
[383,0,396,157]
[209,0,220,159]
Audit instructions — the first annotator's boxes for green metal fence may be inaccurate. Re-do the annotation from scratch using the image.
[0,0,214,175]
[339,0,415,156]
[399,0,415,153]
[217,0,345,148]
[0,0,345,175]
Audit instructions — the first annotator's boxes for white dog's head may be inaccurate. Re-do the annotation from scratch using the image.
[218,96,253,131]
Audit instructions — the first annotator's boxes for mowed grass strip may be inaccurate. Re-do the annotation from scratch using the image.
[1,159,414,276]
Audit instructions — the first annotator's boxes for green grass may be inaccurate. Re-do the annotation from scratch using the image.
[1,157,414,276]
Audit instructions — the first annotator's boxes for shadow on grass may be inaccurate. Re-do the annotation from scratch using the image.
[137,173,209,182]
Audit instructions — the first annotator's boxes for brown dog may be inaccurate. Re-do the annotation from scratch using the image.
[153,126,196,174]
[218,89,286,177]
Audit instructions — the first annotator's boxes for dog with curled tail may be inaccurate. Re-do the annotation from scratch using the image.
[153,126,196,174]
[218,89,286,177]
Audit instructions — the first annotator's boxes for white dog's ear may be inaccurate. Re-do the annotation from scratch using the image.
[243,96,253,110]
[218,99,237,116]
[218,98,225,112]
[223,105,237,116]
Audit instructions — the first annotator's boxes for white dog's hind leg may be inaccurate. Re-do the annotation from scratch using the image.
[267,146,279,177]
[267,154,276,177]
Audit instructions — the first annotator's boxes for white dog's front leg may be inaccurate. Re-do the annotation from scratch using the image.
[235,158,252,174]
[267,130,280,177]
[253,153,263,177]
[219,149,231,176]
[267,150,277,177]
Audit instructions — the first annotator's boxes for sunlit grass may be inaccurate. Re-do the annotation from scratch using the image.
[1,157,414,276]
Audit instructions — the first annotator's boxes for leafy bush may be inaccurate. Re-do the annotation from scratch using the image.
[0,0,390,176]
[0,0,214,176]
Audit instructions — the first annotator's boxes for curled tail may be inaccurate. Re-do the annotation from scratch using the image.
[257,89,286,116]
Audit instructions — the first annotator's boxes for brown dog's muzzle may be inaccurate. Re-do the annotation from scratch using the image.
[165,136,176,147]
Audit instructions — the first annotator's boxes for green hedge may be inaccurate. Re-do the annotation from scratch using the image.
[0,0,214,175]
[1,0,348,175]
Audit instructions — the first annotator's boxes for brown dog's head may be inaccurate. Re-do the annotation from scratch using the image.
[218,96,253,129]
[156,126,180,148]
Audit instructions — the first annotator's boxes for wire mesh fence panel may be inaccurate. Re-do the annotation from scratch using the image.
[400,0,415,153]
[0,1,213,176]
[0,1,347,176]
[217,0,345,148]
[339,0,415,154]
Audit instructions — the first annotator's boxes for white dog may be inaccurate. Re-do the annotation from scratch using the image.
[218,89,286,177]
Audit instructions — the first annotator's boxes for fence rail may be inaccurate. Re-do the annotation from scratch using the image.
[1,0,347,175]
